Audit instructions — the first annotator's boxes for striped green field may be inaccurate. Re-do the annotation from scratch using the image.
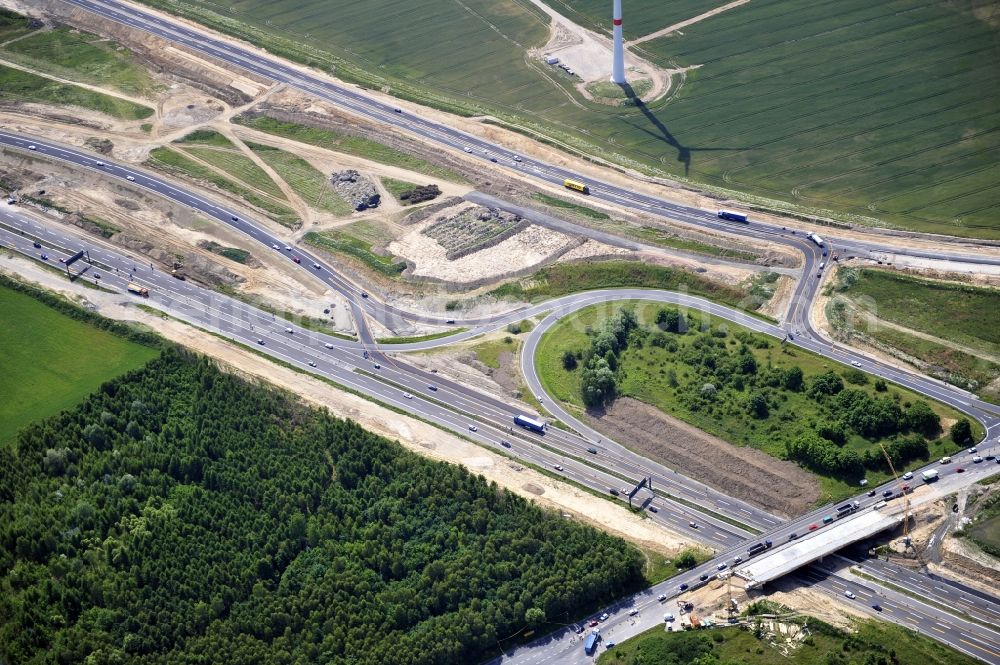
[245,141,351,215]
[139,0,1000,238]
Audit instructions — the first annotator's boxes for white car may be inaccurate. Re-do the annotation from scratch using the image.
[28,144,36,150]
[844,591,856,599]
[628,609,638,616]
[513,155,522,162]
[464,147,473,153]
[324,342,334,349]
[973,456,983,464]
[285,327,293,333]
[257,339,265,345]
[284,246,292,251]
[403,392,413,399]
[851,360,862,367]
[902,471,913,480]
[126,175,135,181]
[96,161,105,167]
[554,464,564,472]
[469,425,478,432]
[657,594,667,602]
[308,361,316,367]
[599,613,609,621]
[272,244,281,250]
[689,522,699,529]
[313,263,321,270]
[664,613,674,622]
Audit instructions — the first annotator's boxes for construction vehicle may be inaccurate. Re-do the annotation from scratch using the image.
[171,269,186,280]
[126,283,149,297]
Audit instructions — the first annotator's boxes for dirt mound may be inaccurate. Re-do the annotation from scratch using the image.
[586,397,819,518]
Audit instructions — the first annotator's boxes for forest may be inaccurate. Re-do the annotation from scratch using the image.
[0,349,644,664]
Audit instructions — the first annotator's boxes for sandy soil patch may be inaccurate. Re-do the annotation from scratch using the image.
[560,239,631,261]
[389,220,575,283]
[764,579,870,630]
[631,0,752,45]
[585,397,820,518]
[757,274,794,322]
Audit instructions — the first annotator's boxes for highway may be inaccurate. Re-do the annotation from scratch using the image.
[1,0,998,659]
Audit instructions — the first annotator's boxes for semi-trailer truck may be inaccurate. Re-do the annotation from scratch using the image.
[514,414,546,433]
[127,283,149,297]
[922,469,939,482]
[808,233,825,247]
[717,210,748,222]
[746,539,773,557]
[584,633,599,655]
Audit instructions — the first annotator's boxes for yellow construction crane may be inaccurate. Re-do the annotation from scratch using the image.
[878,443,922,562]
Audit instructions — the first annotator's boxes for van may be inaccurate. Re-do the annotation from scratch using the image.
[940,456,952,464]
[873,501,887,510]
[819,261,826,269]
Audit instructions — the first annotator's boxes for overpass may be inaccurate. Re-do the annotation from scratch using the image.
[737,508,903,590]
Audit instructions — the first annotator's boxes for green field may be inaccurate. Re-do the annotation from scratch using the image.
[380,176,419,203]
[139,0,1000,237]
[598,615,981,665]
[304,230,405,277]
[1,25,154,96]
[536,301,971,499]
[531,192,611,220]
[146,146,300,227]
[536,0,720,41]
[0,282,158,445]
[0,63,153,120]
[246,141,352,215]
[235,114,464,182]
[181,146,288,200]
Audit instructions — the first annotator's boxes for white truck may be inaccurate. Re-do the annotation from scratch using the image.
[921,469,939,483]
[808,233,825,247]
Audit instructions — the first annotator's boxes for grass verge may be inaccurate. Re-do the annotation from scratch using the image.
[0,63,153,120]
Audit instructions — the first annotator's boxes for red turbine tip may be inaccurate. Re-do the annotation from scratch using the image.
[613,18,622,25]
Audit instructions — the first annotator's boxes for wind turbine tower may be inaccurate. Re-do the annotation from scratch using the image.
[611,0,626,84]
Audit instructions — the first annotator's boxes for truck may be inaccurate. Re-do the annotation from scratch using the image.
[126,283,149,297]
[746,539,773,557]
[514,414,546,433]
[584,633,599,655]
[717,209,748,223]
[836,501,860,516]
[808,233,825,247]
[563,178,590,194]
[921,469,939,483]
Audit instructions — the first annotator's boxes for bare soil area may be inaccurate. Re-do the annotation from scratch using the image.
[585,397,820,518]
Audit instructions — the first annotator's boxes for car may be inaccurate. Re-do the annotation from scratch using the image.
[489,157,497,162]
[272,244,281,249]
[324,342,334,349]
[587,447,598,454]
[469,425,478,432]
[32,241,41,248]
[788,533,798,540]
[970,447,977,454]
[308,361,316,367]
[500,440,511,448]
[427,384,437,391]
[284,246,292,251]
[901,484,910,493]
[464,147,473,153]
[689,521,699,529]
[446,319,455,324]
[257,339,265,345]
[513,155,522,162]
[599,613,609,621]
[956,467,965,473]
[95,161,105,166]
[648,505,658,513]
[231,215,239,221]
[628,609,638,616]
[851,360,862,367]
[554,464,564,472]
[393,108,402,113]
[664,612,674,622]
[678,583,689,591]
[619,488,628,496]
[902,472,913,480]
[588,620,599,627]
[940,456,952,464]
[93,273,101,279]
[28,144,36,150]
[292,256,301,264]
[844,591,856,599]
[373,363,381,369]
[871,604,882,612]
[313,263,322,269]
[5,197,14,204]
[973,456,983,464]
[657,594,667,602]
[605,642,616,649]
[883,490,894,498]
[699,574,709,582]
[608,488,619,496]
[58,258,64,263]
[817,273,822,278]
[808,523,819,531]
[285,327,293,333]
[361,292,369,298]
[867,489,877,497]
[403,392,413,399]
[40,253,48,260]
[717,563,728,571]
[733,556,743,564]
[986,454,995,461]
[573,624,583,634]
[126,175,135,181]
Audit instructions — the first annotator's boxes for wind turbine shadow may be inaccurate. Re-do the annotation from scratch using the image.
[618,82,745,176]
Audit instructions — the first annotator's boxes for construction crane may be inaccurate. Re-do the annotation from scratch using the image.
[877,443,926,567]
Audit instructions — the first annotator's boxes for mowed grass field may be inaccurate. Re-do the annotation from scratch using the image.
[0,284,159,445]
[141,0,1000,237]
[538,0,721,40]
[0,64,153,120]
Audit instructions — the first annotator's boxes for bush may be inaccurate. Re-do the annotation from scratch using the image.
[809,371,844,398]
[562,350,578,371]
[398,184,441,204]
[950,419,974,446]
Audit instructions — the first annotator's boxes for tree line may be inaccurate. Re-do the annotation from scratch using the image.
[0,349,644,664]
